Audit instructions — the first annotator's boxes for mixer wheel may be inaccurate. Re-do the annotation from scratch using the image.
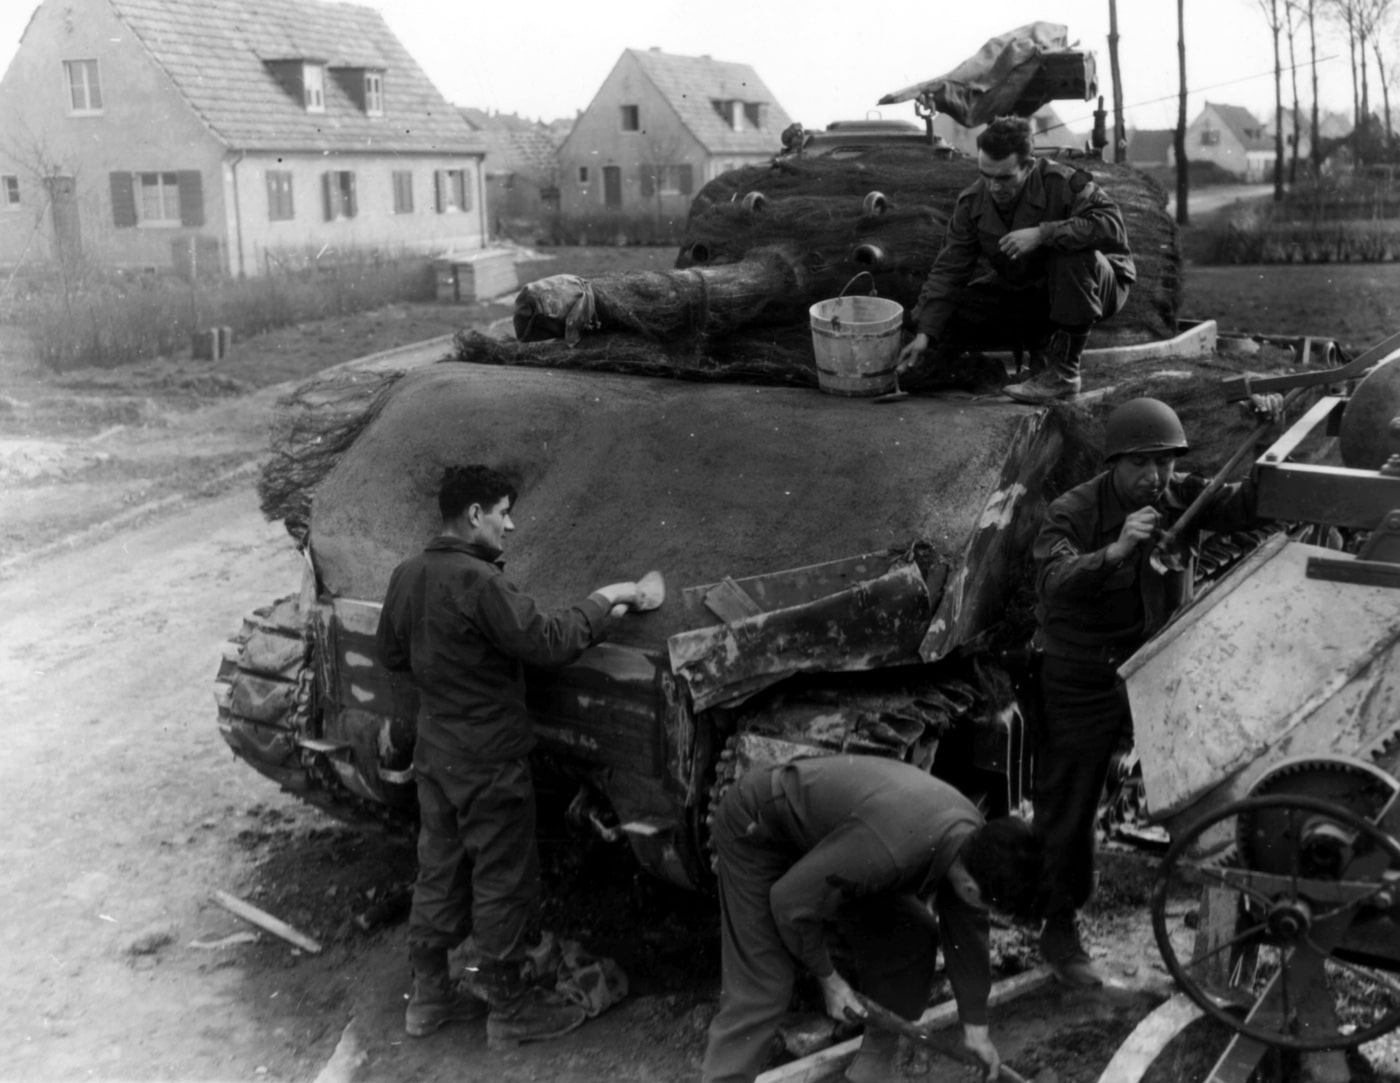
[1151,793,1400,1052]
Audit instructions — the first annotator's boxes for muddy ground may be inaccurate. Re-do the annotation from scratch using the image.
[2,247,1399,1083]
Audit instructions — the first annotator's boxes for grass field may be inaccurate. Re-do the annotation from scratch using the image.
[1179,262,1400,350]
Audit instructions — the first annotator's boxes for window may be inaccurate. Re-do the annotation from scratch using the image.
[712,100,761,132]
[322,170,357,219]
[139,172,180,224]
[110,170,203,228]
[392,170,413,213]
[365,72,383,116]
[2,175,18,208]
[658,165,686,195]
[639,163,693,198]
[266,170,294,221]
[620,105,640,131]
[577,166,590,184]
[304,63,325,112]
[1201,129,1220,146]
[434,168,472,213]
[64,59,103,114]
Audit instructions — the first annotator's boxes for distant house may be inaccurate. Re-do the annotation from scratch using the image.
[1125,129,1175,170]
[460,108,564,239]
[0,0,487,277]
[557,48,792,222]
[1274,107,1355,168]
[1186,102,1277,182]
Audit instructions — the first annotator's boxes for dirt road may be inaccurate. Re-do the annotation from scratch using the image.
[0,487,309,1080]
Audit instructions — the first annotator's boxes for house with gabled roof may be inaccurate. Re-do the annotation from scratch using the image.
[460,108,564,239]
[0,0,487,277]
[1186,102,1277,182]
[556,48,792,224]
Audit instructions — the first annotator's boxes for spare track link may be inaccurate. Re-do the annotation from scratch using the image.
[215,595,413,834]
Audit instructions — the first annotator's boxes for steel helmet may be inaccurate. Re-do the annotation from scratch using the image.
[1103,398,1188,459]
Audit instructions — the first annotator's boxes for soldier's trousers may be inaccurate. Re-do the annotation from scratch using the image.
[939,248,1129,352]
[407,752,539,963]
[701,768,940,1083]
[1032,655,1133,923]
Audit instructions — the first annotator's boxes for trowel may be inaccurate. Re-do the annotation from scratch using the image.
[872,368,910,404]
[848,994,1058,1083]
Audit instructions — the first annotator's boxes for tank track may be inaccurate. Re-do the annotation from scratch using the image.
[214,595,414,836]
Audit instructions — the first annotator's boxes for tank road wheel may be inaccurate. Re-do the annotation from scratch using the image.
[214,595,314,792]
[1151,794,1400,1055]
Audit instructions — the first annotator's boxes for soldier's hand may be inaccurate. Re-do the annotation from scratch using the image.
[897,333,929,374]
[1107,507,1159,564]
[817,970,864,1026]
[998,227,1043,261]
[1245,392,1285,424]
[962,1024,1000,1081]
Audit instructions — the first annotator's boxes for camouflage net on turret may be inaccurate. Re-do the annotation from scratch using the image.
[257,367,407,543]
[458,149,1179,383]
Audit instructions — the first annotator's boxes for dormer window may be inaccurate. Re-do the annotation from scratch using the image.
[364,72,383,116]
[711,100,762,132]
[303,63,325,112]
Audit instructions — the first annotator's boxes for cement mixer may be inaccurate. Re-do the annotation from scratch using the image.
[1102,332,1400,1083]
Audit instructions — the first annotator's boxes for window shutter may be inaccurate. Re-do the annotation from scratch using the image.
[639,165,654,198]
[679,164,694,195]
[346,172,357,218]
[434,170,445,213]
[177,170,204,226]
[322,172,334,220]
[110,171,137,227]
[460,170,472,211]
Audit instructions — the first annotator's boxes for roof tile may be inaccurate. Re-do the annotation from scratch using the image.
[109,0,484,154]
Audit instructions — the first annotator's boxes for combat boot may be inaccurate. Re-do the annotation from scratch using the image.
[845,1023,899,1083]
[479,958,587,1049]
[404,945,489,1037]
[1003,327,1087,403]
[1039,914,1104,989]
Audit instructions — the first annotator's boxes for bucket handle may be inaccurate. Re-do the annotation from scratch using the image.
[839,270,877,298]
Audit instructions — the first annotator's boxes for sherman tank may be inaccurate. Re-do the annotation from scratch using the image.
[213,26,1227,890]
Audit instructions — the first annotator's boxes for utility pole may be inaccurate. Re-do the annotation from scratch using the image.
[1175,0,1190,226]
[1108,0,1127,163]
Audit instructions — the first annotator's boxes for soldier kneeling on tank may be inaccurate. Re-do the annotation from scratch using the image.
[376,464,653,1046]
[896,115,1137,402]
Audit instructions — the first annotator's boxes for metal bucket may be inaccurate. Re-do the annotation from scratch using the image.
[809,294,904,397]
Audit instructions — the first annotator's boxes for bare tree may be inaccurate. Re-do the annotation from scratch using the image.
[1306,0,1322,174]
[1324,0,1364,143]
[1358,0,1396,154]
[1254,0,1288,198]
[1285,1,1304,183]
[1175,0,1190,226]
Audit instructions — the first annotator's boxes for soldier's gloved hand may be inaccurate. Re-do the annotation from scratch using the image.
[897,333,929,374]
[1244,392,1285,424]
[816,970,864,1026]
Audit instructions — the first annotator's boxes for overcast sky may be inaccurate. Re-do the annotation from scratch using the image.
[0,0,1367,134]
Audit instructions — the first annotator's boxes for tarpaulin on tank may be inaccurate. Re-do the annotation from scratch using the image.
[879,22,1088,127]
[308,363,1063,654]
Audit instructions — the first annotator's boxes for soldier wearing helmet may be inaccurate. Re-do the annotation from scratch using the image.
[1027,393,1281,989]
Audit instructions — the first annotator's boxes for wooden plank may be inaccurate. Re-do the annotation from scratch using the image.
[756,967,1053,1083]
[1094,993,1206,1083]
[212,889,323,954]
